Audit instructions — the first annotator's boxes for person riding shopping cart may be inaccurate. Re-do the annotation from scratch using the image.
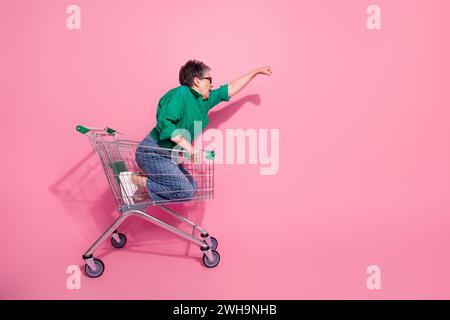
[133,60,272,202]
[77,61,271,277]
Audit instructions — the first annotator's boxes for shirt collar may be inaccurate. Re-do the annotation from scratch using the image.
[188,86,205,99]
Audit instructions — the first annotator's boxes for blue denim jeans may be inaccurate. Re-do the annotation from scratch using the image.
[135,134,197,202]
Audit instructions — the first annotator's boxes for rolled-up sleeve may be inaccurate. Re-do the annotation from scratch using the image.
[157,92,184,140]
[206,84,230,111]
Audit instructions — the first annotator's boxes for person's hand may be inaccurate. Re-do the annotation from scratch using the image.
[257,66,272,76]
[191,150,203,164]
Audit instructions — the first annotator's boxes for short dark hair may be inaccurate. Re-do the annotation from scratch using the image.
[179,60,211,87]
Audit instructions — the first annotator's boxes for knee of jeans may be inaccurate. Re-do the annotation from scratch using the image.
[191,181,198,194]
[179,183,196,199]
[183,189,196,199]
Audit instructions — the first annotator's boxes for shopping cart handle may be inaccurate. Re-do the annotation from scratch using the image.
[76,125,120,135]
[76,125,90,134]
[185,150,215,160]
[104,127,118,135]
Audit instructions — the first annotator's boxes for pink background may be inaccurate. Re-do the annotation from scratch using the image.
[1,0,449,299]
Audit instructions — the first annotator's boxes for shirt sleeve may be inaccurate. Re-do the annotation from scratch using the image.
[157,90,185,140]
[206,84,231,112]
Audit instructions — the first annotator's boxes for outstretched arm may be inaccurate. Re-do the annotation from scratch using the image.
[228,66,272,98]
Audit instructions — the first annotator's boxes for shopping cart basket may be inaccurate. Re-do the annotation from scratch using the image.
[76,125,220,278]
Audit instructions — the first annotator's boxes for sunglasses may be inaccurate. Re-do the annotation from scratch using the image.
[201,76,212,84]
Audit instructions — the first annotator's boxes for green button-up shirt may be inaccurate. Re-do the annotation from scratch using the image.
[150,84,230,149]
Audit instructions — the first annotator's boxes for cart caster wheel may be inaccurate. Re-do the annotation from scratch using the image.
[84,258,105,278]
[111,232,127,249]
[209,236,218,251]
[202,250,220,268]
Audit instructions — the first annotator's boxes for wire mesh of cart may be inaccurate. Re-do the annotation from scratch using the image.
[76,125,220,278]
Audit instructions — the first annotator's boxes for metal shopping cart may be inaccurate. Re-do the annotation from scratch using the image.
[76,125,220,278]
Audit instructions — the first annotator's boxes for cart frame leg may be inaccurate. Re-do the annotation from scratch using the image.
[158,204,214,248]
[82,208,210,260]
